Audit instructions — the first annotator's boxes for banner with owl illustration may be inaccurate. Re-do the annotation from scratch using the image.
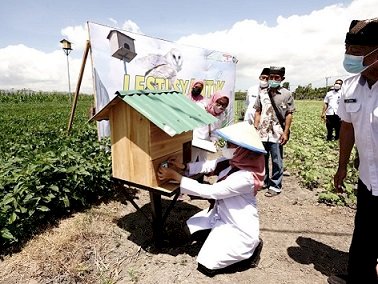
[87,22,237,137]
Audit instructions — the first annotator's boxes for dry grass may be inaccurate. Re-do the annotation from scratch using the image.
[0,201,138,284]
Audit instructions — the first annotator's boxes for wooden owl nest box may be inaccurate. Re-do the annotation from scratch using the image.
[91,90,217,193]
[107,30,137,62]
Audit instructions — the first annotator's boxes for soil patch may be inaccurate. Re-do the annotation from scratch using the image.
[0,174,355,284]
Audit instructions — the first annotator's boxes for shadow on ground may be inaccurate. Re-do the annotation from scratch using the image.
[116,196,206,257]
[287,236,348,276]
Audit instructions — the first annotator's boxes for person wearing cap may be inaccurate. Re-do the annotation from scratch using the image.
[321,79,344,141]
[328,17,378,284]
[244,67,270,124]
[253,66,295,197]
[158,121,266,276]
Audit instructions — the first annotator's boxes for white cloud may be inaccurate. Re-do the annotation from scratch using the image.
[0,0,376,93]
[121,20,144,35]
[177,0,377,90]
[0,44,65,91]
[105,18,143,35]
[61,25,89,50]
[0,24,93,93]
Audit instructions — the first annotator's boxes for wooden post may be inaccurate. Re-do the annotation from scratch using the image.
[149,191,163,248]
[67,40,91,134]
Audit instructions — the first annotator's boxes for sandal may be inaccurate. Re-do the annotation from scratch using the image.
[264,188,280,197]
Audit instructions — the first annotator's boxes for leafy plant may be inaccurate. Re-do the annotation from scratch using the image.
[284,100,358,206]
[234,98,358,206]
[0,92,112,248]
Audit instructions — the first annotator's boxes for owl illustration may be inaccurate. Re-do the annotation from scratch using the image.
[136,48,183,89]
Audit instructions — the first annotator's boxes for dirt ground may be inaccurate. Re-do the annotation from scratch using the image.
[0,173,355,284]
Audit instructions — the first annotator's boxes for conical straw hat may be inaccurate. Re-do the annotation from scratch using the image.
[215,121,266,154]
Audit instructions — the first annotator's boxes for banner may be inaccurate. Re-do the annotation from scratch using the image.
[87,22,238,137]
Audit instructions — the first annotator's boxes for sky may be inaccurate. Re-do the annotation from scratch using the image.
[0,0,377,94]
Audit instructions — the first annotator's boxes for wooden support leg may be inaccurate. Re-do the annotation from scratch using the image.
[149,191,163,248]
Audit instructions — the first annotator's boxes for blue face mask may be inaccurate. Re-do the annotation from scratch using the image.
[343,54,366,73]
[268,80,281,88]
[343,47,378,74]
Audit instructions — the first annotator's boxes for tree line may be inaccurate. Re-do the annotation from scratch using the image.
[235,83,331,101]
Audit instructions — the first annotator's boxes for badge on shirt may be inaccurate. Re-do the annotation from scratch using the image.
[344,98,357,103]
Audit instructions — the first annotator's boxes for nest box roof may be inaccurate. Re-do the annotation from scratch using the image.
[91,89,218,137]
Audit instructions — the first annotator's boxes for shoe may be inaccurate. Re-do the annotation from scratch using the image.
[264,187,281,197]
[249,238,263,268]
[197,263,217,277]
[327,274,348,284]
[197,238,264,277]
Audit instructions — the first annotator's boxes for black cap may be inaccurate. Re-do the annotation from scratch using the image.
[345,18,378,46]
[260,67,270,76]
[269,66,285,77]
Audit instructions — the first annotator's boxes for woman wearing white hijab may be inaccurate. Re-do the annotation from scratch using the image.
[158,122,266,276]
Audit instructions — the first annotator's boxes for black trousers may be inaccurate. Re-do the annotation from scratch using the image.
[347,179,378,284]
[326,114,341,140]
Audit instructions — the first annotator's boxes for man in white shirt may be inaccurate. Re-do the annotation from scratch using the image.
[321,79,343,141]
[244,68,270,124]
[328,17,378,284]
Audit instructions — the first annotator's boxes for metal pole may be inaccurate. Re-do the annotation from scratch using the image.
[66,54,72,103]
[325,76,331,87]
[123,58,127,74]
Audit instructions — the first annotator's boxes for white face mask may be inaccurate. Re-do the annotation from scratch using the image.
[221,147,236,159]
[259,80,269,88]
[334,83,341,90]
[213,105,224,114]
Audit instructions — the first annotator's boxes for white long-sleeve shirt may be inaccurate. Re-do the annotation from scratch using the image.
[181,158,260,269]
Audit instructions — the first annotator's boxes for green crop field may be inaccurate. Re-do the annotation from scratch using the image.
[285,100,358,204]
[0,92,112,248]
[0,93,358,249]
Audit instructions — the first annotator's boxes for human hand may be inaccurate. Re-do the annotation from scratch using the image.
[279,132,289,145]
[334,167,347,193]
[158,166,182,183]
[321,114,325,121]
[167,158,186,171]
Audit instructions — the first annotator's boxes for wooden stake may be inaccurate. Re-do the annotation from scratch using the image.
[67,40,91,134]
